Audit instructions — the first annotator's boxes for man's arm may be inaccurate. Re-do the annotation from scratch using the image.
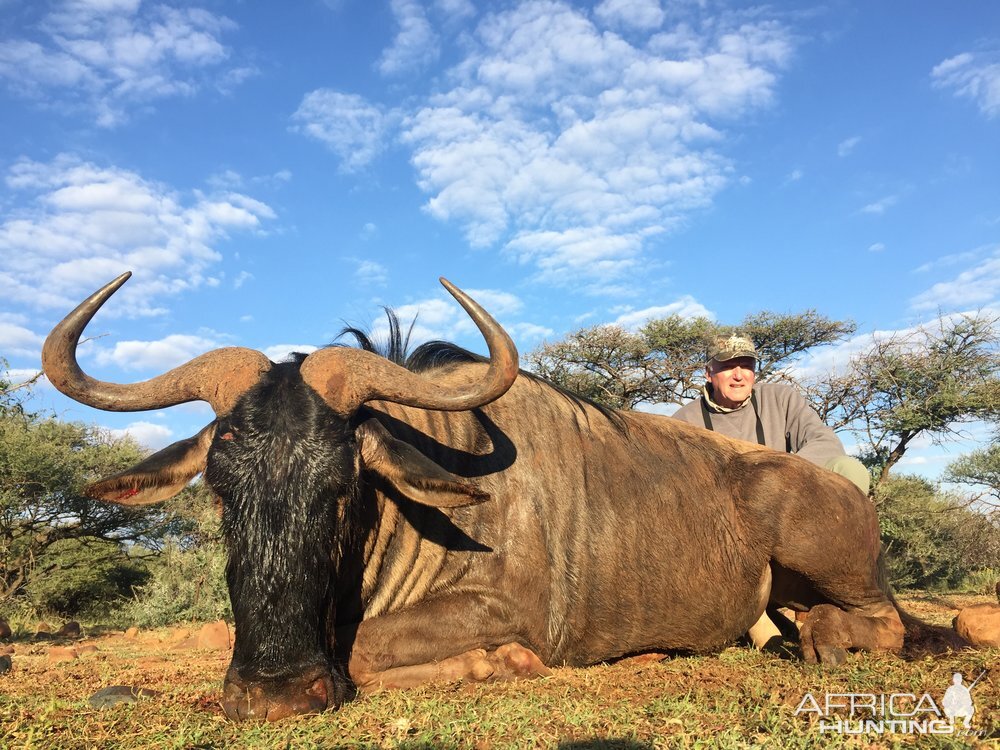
[780,385,846,464]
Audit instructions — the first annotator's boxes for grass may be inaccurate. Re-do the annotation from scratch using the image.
[1,593,998,749]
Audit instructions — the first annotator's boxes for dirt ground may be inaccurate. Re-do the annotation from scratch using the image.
[1,592,998,748]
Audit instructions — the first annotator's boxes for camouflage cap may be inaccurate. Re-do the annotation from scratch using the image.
[707,334,758,365]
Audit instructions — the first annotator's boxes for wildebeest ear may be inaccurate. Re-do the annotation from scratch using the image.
[357,419,489,508]
[86,424,215,506]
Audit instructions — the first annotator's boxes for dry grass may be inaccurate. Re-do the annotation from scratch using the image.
[1,593,998,749]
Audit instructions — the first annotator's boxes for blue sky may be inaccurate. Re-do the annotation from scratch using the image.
[1,0,998,480]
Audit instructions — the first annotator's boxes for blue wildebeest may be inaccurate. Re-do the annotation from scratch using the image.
[43,273,945,721]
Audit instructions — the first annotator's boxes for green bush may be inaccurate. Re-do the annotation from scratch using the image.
[123,482,231,626]
[23,537,149,618]
[876,475,1000,590]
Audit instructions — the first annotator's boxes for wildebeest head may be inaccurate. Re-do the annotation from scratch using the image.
[41,272,518,721]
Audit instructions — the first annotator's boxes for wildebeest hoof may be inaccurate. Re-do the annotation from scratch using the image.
[486,643,551,679]
[815,644,849,666]
[221,667,344,722]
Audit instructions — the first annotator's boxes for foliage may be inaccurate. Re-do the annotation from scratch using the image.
[811,313,1000,487]
[22,537,149,618]
[944,442,1000,507]
[123,481,231,627]
[875,475,1000,590]
[527,310,854,409]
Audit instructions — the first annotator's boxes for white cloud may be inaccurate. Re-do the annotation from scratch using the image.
[290,90,391,173]
[595,0,665,31]
[861,195,898,215]
[0,2,242,127]
[434,0,475,22]
[931,51,1000,119]
[263,344,318,362]
[95,333,223,372]
[378,0,439,76]
[0,322,45,358]
[108,420,174,451]
[0,155,274,316]
[355,259,389,286]
[910,249,1000,312]
[611,296,713,330]
[837,136,861,157]
[396,1,792,291]
[868,242,885,253]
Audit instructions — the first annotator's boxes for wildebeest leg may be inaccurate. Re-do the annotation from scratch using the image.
[352,643,550,692]
[738,453,904,664]
[799,602,903,665]
[343,595,549,691]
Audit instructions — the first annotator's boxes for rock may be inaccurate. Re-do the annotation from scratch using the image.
[88,685,159,709]
[47,646,79,663]
[56,621,81,638]
[0,645,14,656]
[0,619,11,640]
[995,580,1000,604]
[77,644,99,656]
[123,626,139,639]
[0,655,10,675]
[953,603,1000,647]
[35,621,52,634]
[197,620,232,650]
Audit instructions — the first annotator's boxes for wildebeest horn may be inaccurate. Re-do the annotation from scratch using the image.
[300,277,519,415]
[42,272,272,415]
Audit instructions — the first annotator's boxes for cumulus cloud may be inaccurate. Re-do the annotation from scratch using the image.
[294,1,794,293]
[0,1,244,127]
[0,155,275,316]
[611,295,713,330]
[362,286,529,349]
[931,50,1000,118]
[861,195,898,215]
[910,248,1000,312]
[868,242,885,253]
[0,322,45,358]
[94,333,224,371]
[354,259,389,286]
[378,0,439,76]
[290,91,392,173]
[108,420,174,451]
[594,0,665,31]
[263,344,319,362]
[837,136,861,157]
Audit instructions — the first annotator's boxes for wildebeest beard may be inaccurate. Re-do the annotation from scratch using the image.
[207,361,358,686]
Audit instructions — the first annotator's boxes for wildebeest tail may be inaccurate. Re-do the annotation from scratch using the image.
[876,548,971,658]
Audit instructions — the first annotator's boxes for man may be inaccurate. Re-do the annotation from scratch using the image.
[673,333,869,492]
[673,333,870,649]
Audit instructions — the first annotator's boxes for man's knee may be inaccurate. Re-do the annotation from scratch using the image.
[824,455,870,495]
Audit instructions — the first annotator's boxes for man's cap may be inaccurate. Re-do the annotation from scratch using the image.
[707,334,758,365]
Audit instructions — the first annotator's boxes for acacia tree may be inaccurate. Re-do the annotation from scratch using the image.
[944,444,1000,508]
[809,313,1000,489]
[527,311,854,409]
[0,362,183,604]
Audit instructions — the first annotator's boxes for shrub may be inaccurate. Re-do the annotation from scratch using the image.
[23,537,149,618]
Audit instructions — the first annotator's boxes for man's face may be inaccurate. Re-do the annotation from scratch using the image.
[706,356,757,409]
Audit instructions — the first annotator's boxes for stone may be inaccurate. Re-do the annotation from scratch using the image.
[0,645,14,656]
[0,654,10,675]
[0,619,11,640]
[56,621,81,638]
[88,685,159,709]
[123,626,139,639]
[77,644,99,656]
[197,620,232,650]
[953,603,1000,648]
[47,646,79,663]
